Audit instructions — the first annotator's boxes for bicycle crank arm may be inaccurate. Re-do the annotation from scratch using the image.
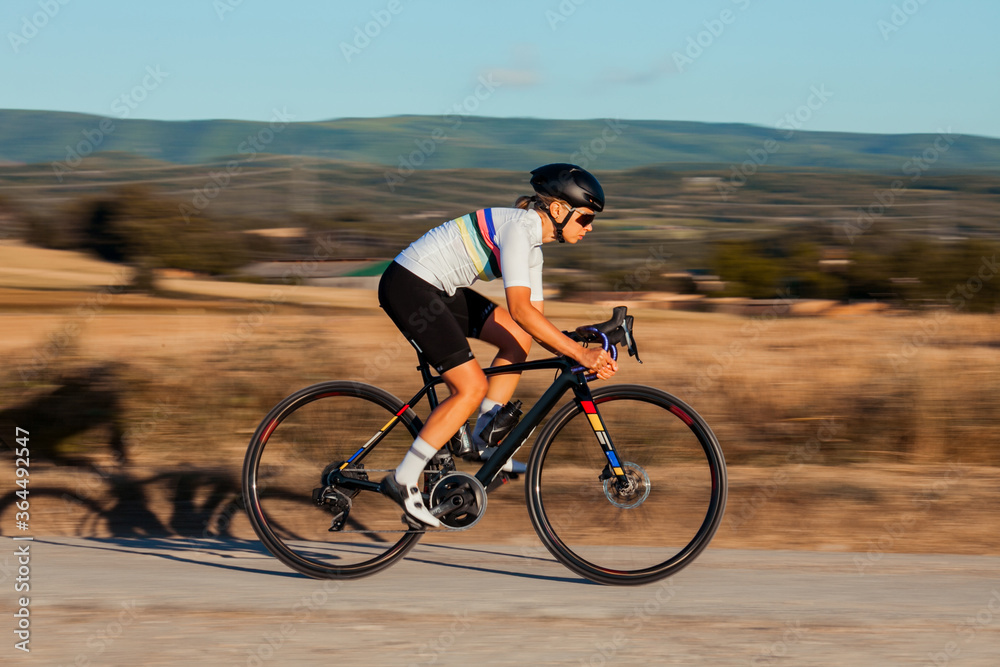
[429,496,463,519]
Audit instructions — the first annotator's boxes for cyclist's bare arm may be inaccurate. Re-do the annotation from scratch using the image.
[505,286,617,378]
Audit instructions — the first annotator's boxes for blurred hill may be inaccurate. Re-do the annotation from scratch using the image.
[3,109,1000,172]
[1,109,998,309]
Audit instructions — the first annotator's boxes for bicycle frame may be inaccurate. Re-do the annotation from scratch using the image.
[243,303,727,584]
[327,354,631,495]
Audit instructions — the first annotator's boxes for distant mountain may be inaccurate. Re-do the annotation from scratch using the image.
[2,109,999,173]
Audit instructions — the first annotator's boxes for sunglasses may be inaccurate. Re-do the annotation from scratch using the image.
[566,206,595,227]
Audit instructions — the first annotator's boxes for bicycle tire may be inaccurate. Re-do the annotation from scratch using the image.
[242,381,425,579]
[525,384,727,585]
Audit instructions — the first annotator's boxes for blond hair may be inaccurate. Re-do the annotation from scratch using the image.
[514,193,562,211]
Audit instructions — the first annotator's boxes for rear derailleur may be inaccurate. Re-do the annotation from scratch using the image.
[312,462,369,532]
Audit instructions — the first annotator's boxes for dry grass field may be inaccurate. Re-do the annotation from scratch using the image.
[1,240,998,556]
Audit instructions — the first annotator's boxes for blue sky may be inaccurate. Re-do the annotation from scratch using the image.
[3,0,998,137]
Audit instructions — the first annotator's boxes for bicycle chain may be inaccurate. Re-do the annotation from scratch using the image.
[333,467,468,533]
[329,527,454,533]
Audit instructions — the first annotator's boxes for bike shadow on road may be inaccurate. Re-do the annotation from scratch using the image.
[37,535,303,578]
[396,543,598,586]
[38,536,598,584]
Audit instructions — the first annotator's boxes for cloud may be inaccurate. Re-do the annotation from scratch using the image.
[480,67,542,88]
[599,56,680,86]
[479,43,543,89]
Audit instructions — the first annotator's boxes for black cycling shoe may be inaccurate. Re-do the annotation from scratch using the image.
[379,473,441,528]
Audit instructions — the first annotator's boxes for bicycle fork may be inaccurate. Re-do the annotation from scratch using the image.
[572,384,632,490]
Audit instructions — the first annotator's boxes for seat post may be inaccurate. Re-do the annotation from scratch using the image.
[414,351,441,410]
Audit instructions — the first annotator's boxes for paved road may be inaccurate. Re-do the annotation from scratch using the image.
[3,537,999,666]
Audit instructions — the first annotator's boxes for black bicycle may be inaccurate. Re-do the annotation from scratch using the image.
[242,306,726,586]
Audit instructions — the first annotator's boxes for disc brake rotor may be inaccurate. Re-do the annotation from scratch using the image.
[602,462,651,509]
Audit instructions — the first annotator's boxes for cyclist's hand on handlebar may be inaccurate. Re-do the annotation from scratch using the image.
[578,346,618,380]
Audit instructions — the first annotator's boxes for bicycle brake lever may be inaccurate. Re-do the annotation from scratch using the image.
[623,315,642,363]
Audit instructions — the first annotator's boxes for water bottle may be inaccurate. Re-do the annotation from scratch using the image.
[478,400,523,447]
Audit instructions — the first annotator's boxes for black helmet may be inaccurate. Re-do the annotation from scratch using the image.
[529,163,605,213]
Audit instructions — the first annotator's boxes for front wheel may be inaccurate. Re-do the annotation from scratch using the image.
[525,384,727,585]
[242,381,425,579]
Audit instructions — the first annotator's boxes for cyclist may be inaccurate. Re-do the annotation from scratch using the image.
[378,163,618,527]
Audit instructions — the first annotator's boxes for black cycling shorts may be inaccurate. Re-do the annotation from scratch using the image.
[378,261,498,374]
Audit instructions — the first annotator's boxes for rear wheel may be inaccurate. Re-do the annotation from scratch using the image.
[526,384,726,585]
[242,381,424,579]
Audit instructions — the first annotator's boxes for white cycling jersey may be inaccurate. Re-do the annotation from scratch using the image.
[394,207,545,302]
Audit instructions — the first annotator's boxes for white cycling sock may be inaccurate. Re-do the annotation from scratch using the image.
[475,398,502,434]
[395,437,438,487]
[478,397,501,419]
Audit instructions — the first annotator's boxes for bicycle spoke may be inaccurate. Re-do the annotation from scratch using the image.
[527,385,727,585]
[243,382,424,579]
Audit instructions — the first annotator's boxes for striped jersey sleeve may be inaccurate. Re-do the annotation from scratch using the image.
[394,207,544,301]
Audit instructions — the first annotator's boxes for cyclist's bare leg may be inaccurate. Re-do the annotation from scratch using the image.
[472,306,534,473]
[415,359,489,448]
[390,360,488,526]
[477,304,534,404]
